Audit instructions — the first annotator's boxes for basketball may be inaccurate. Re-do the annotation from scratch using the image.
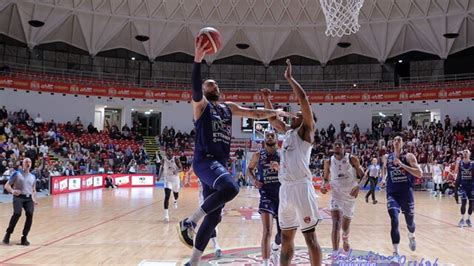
[196,27,222,55]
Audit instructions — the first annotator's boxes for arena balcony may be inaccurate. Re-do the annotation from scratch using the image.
[2,61,474,93]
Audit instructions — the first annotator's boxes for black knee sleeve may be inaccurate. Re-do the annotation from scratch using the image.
[164,188,171,209]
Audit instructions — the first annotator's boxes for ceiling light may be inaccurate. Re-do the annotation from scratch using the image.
[353,84,357,87]
[149,109,153,112]
[28,20,45,27]
[236,43,250,49]
[131,57,136,61]
[425,109,429,112]
[398,60,403,63]
[337,42,351,48]
[135,35,150,42]
[144,111,151,115]
[378,112,386,117]
[443,33,459,39]
[131,108,134,111]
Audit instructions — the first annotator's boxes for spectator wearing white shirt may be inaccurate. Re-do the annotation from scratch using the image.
[34,114,43,124]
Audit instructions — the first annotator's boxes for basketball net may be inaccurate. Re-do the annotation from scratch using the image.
[319,0,364,37]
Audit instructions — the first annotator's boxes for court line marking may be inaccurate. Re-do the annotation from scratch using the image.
[0,199,162,264]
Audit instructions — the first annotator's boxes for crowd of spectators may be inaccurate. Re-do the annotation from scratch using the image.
[0,106,147,193]
[309,115,473,191]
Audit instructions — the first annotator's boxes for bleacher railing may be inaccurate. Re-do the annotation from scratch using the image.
[1,61,474,92]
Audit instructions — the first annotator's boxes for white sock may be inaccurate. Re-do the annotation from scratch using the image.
[189,248,203,265]
[164,209,169,217]
[461,214,465,220]
[408,232,415,238]
[188,208,206,224]
[393,244,399,254]
[210,237,220,251]
[262,259,269,266]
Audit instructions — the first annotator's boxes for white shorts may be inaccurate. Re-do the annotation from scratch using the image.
[329,191,356,219]
[279,181,322,232]
[433,175,443,184]
[164,175,180,193]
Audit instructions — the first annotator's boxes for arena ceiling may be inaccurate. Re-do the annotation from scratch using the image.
[1,0,473,64]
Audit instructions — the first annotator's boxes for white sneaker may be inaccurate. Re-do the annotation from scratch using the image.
[271,242,281,265]
[458,218,465,228]
[164,215,170,222]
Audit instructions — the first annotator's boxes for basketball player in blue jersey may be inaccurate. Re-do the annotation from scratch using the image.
[454,149,473,228]
[177,36,295,266]
[262,60,322,266]
[381,135,422,258]
[247,131,282,266]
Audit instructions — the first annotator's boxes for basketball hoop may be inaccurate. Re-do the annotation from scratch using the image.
[319,0,364,37]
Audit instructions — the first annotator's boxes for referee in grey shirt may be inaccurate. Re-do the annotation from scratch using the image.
[2,158,38,246]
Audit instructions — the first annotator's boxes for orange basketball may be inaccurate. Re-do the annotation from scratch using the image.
[196,27,222,55]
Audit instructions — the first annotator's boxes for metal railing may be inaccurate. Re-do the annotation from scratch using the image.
[1,61,474,92]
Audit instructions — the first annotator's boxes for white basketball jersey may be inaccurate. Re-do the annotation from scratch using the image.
[163,156,179,177]
[433,164,443,178]
[330,153,358,192]
[278,128,313,184]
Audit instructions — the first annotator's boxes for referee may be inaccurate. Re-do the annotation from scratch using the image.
[2,158,38,246]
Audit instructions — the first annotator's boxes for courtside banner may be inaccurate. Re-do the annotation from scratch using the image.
[51,174,155,195]
[1,76,473,103]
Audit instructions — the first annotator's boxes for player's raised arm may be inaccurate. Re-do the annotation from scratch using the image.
[260,88,288,134]
[192,36,213,121]
[284,59,314,132]
[225,102,296,120]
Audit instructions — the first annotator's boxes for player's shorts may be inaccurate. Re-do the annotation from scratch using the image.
[387,189,415,216]
[279,181,322,232]
[258,191,279,217]
[432,175,443,184]
[164,175,180,192]
[458,185,473,200]
[193,157,230,189]
[329,191,356,219]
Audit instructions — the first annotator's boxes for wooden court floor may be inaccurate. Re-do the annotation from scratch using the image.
[0,187,472,265]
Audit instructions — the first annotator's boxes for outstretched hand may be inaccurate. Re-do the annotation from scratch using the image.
[275,109,297,119]
[260,88,271,98]
[284,59,292,80]
[195,36,213,63]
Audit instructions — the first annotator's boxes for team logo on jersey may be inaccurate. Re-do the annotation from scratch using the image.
[304,216,311,223]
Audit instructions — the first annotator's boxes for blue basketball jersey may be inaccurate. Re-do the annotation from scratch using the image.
[194,102,232,162]
[458,160,473,187]
[386,152,415,194]
[257,148,281,195]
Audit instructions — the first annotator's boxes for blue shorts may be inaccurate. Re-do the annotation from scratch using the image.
[193,158,230,189]
[458,185,473,200]
[258,191,279,217]
[387,189,415,216]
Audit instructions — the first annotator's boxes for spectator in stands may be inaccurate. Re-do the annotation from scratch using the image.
[63,163,75,176]
[340,120,346,136]
[87,122,98,134]
[179,152,188,169]
[122,124,131,139]
[128,159,137,174]
[327,123,336,142]
[34,114,43,125]
[0,106,7,120]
